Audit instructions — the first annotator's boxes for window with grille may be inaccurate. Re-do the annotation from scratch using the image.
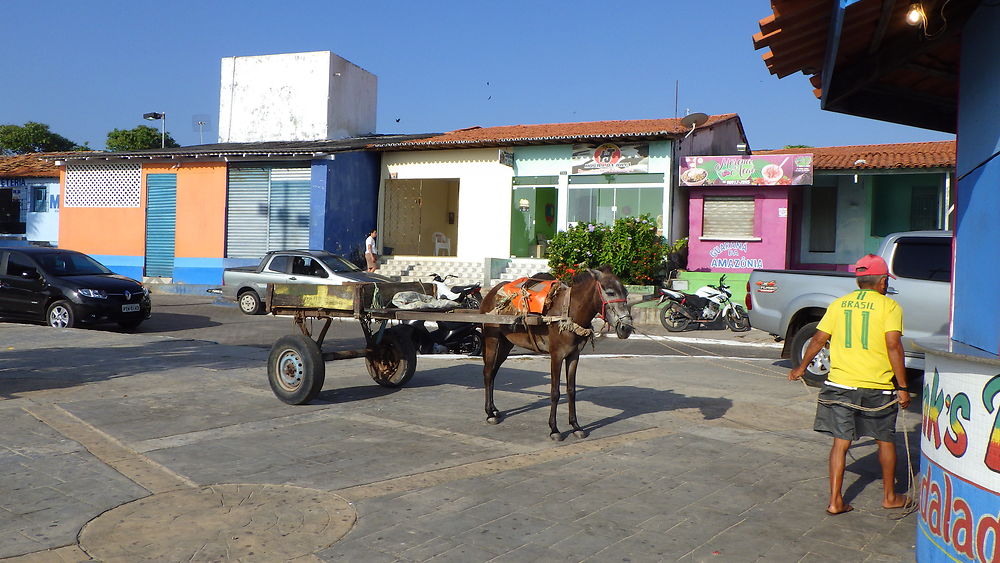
[702,196,756,239]
[65,163,141,207]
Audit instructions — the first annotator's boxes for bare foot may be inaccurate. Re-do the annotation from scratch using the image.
[826,504,854,515]
[883,495,909,509]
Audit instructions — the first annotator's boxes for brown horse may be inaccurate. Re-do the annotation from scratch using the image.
[480,267,633,440]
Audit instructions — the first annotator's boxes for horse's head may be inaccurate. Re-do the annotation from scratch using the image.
[583,267,633,339]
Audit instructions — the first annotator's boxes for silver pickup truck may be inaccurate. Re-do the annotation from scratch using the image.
[216,250,391,315]
[747,231,951,377]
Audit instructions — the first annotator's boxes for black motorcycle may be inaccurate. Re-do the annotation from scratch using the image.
[402,319,484,356]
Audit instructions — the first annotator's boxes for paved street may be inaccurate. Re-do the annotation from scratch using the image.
[0,317,919,562]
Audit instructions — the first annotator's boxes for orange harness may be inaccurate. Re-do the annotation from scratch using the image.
[498,277,562,315]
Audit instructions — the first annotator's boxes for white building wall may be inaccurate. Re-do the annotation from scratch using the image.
[380,149,514,259]
[219,51,376,143]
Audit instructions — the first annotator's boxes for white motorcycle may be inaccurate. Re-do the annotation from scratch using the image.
[427,273,484,310]
[658,274,750,332]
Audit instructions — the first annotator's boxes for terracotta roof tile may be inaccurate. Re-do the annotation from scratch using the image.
[371,114,739,149]
[0,153,61,177]
[755,140,955,170]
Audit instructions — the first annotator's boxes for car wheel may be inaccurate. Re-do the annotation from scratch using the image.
[238,290,262,315]
[46,300,76,328]
[791,321,829,379]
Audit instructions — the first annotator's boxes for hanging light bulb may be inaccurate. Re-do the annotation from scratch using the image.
[906,2,925,26]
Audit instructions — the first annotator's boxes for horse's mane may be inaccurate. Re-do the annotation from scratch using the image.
[570,266,613,285]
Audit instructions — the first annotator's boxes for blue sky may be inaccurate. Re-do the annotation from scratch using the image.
[4,0,954,151]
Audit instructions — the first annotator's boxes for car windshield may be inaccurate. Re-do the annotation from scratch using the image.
[319,254,361,273]
[37,253,113,276]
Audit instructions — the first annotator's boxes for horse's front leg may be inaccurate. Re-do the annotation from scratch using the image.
[565,350,587,438]
[548,352,564,440]
[482,328,512,424]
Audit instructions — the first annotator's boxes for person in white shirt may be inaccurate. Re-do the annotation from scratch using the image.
[364,229,378,272]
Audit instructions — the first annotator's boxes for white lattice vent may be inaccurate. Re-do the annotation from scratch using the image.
[65,163,142,207]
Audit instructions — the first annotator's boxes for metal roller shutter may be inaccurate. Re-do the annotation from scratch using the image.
[145,174,176,277]
[703,196,755,238]
[268,167,311,251]
[226,166,311,258]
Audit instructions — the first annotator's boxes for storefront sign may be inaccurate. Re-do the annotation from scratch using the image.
[499,149,514,168]
[1,178,26,187]
[572,143,649,175]
[917,362,1000,563]
[679,154,813,186]
[707,241,763,270]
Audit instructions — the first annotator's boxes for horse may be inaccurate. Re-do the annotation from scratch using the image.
[480,267,634,440]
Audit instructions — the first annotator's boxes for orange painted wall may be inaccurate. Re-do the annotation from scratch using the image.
[58,168,146,256]
[143,162,227,258]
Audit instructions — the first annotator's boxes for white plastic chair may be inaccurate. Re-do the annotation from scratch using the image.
[433,232,451,256]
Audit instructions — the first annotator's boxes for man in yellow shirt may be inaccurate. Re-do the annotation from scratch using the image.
[790,254,911,515]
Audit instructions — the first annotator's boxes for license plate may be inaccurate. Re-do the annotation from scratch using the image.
[122,304,140,313]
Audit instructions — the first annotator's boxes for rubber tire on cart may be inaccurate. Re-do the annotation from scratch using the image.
[47,300,76,328]
[791,321,829,380]
[726,305,751,332]
[366,327,417,388]
[659,303,691,332]
[268,334,325,405]
[239,290,262,315]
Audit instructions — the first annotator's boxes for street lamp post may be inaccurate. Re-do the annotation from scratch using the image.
[142,112,166,148]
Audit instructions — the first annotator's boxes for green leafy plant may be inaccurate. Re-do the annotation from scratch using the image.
[547,215,667,285]
[0,122,80,155]
[106,125,180,151]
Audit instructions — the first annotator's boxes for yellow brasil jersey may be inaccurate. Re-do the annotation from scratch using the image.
[816,289,903,390]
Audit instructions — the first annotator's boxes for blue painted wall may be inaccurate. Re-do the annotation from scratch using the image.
[953,4,1000,355]
[313,152,380,265]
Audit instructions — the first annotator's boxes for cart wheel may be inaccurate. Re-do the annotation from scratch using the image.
[268,334,325,404]
[366,327,417,388]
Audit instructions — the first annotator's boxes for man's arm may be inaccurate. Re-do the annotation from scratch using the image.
[885,330,910,408]
[789,330,830,381]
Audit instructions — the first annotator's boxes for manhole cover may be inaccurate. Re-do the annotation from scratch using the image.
[79,484,356,562]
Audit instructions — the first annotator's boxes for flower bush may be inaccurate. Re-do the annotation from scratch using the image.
[547,215,669,285]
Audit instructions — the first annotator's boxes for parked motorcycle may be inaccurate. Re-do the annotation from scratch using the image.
[427,273,483,309]
[658,275,751,332]
[402,319,484,356]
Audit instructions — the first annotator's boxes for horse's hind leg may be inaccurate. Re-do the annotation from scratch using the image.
[565,351,587,438]
[483,328,513,424]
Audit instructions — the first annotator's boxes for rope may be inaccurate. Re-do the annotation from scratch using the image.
[630,324,919,518]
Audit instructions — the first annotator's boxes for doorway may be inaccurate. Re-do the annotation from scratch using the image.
[383,179,458,255]
[510,187,557,258]
[145,173,177,278]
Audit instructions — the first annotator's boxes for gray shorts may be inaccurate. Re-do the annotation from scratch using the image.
[814,385,898,442]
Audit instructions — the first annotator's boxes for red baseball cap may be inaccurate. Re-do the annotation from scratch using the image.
[854,254,895,279]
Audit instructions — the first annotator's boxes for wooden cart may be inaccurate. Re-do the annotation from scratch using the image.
[264,282,546,404]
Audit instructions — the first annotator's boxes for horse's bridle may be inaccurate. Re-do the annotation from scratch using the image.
[594,279,632,330]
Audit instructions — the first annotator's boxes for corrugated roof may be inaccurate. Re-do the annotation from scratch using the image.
[41,134,439,162]
[369,114,740,150]
[755,140,955,170]
[0,153,62,177]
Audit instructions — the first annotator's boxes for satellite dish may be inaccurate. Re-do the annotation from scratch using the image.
[681,112,709,138]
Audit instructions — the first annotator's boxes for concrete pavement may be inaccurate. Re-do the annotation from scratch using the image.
[0,323,918,562]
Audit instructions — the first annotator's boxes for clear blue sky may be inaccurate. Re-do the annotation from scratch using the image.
[4,0,953,151]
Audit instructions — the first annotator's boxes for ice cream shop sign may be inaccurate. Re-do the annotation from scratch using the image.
[709,241,763,269]
[680,154,813,186]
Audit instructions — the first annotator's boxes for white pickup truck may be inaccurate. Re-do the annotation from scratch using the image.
[746,231,951,377]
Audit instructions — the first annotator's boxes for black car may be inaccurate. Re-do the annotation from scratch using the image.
[0,247,151,329]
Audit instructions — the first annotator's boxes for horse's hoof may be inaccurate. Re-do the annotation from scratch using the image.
[549,432,564,441]
[487,417,500,425]
[573,429,588,439]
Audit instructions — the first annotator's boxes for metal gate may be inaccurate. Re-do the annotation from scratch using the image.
[145,173,177,277]
[226,165,311,258]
